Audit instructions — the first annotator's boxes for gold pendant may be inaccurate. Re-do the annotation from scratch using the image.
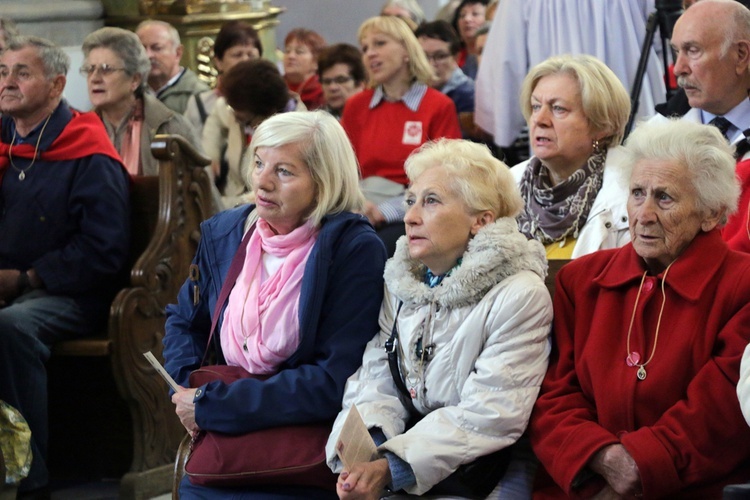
[637,366,647,380]
[18,171,25,181]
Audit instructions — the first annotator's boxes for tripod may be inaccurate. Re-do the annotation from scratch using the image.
[625,0,683,138]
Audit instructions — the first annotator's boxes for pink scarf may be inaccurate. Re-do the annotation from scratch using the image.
[221,218,318,374]
[117,98,143,176]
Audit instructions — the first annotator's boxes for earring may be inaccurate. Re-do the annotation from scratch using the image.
[592,139,602,155]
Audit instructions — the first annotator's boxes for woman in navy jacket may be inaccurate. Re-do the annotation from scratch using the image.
[163,111,387,499]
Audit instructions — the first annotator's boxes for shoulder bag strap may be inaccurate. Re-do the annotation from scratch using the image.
[194,93,208,124]
[199,209,258,365]
[384,301,419,416]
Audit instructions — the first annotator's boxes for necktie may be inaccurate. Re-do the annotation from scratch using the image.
[735,129,750,159]
[709,116,732,139]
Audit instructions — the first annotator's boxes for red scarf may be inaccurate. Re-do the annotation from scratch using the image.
[0,110,126,183]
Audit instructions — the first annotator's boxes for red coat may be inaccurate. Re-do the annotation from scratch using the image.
[530,230,750,499]
[722,158,750,254]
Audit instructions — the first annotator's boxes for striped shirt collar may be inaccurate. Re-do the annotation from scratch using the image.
[369,82,428,112]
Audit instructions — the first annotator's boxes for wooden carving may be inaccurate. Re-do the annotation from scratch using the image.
[108,136,213,480]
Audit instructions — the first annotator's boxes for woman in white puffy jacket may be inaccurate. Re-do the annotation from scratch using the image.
[325,138,553,499]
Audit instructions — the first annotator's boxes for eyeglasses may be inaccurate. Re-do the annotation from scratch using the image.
[321,75,354,86]
[79,64,127,77]
[425,52,452,62]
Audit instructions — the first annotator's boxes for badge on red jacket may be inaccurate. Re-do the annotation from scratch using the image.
[402,121,423,145]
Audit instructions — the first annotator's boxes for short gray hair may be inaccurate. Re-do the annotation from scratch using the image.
[705,0,750,56]
[82,27,150,90]
[248,111,364,226]
[405,138,523,218]
[622,119,740,224]
[381,0,426,25]
[136,19,181,49]
[520,54,631,149]
[6,35,69,78]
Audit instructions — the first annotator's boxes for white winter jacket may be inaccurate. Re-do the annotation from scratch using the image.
[511,146,631,258]
[325,218,553,495]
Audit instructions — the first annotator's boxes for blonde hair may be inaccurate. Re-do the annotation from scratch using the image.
[405,138,523,218]
[358,16,435,86]
[248,111,364,226]
[520,54,631,149]
[622,119,739,224]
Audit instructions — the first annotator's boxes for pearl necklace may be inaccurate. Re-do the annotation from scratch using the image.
[625,260,675,381]
[8,114,53,181]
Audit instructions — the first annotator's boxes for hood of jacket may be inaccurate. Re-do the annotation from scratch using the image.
[385,217,547,309]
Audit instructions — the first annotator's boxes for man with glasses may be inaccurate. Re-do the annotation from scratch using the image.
[0,36,129,498]
[416,21,475,138]
[136,19,209,114]
[316,44,366,121]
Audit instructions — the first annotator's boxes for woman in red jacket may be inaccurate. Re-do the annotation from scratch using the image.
[343,15,461,253]
[529,119,750,499]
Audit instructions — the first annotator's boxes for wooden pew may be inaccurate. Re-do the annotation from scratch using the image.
[49,135,215,500]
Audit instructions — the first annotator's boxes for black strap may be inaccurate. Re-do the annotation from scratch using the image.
[384,301,419,416]
[194,93,208,124]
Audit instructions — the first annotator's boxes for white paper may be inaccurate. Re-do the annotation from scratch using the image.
[335,404,379,469]
[142,351,181,392]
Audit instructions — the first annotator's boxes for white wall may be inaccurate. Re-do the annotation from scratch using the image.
[274,0,445,46]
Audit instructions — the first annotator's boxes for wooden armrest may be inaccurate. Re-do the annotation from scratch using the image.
[172,434,192,500]
[52,339,112,357]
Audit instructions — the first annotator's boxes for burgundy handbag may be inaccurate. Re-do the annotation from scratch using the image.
[182,214,336,490]
[184,365,336,489]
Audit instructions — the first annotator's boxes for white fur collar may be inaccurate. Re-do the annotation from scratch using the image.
[384,218,547,308]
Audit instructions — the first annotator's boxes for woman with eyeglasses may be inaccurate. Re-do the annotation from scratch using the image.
[283,28,326,110]
[81,27,198,176]
[415,21,475,138]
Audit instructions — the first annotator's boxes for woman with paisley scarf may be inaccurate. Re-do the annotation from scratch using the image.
[511,54,631,259]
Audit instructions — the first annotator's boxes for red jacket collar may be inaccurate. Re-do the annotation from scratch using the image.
[594,229,728,302]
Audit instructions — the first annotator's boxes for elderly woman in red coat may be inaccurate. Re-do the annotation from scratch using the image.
[529,118,750,499]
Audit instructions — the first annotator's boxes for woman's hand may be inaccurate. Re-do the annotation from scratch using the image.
[337,458,391,500]
[171,386,200,435]
[589,444,642,497]
[590,484,625,500]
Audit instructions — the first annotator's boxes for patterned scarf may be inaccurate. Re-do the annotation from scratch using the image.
[517,150,606,244]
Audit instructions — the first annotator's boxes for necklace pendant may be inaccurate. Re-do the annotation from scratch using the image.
[18,171,25,181]
[636,366,647,381]
[242,339,248,352]
[409,387,417,399]
[626,351,641,367]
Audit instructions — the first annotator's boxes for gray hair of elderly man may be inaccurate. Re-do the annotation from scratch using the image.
[622,119,740,225]
[711,0,750,56]
[247,110,365,226]
[136,19,181,49]
[405,138,523,219]
[381,0,426,25]
[5,35,70,78]
[82,27,151,91]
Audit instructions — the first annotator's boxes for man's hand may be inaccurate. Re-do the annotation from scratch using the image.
[171,386,200,435]
[589,444,642,497]
[0,269,22,302]
[337,458,391,500]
